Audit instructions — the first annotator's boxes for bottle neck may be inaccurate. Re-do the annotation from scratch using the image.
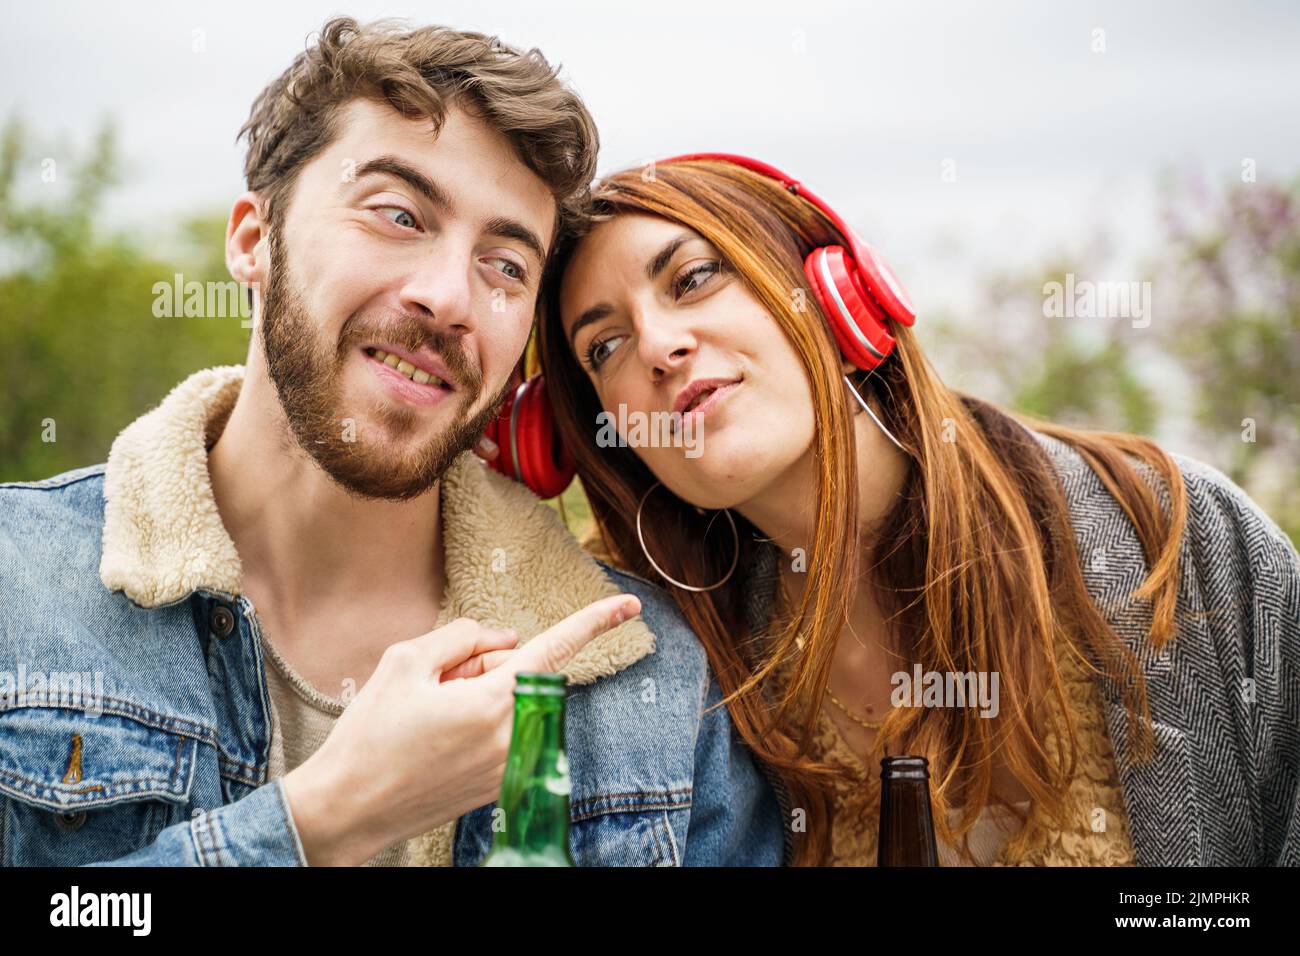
[495,694,570,852]
[878,758,940,867]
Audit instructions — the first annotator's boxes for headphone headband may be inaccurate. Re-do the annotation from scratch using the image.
[482,150,919,499]
[653,152,916,326]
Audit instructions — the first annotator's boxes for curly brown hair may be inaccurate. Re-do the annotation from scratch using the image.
[238,16,599,253]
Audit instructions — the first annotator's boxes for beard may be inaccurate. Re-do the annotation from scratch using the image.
[258,225,515,501]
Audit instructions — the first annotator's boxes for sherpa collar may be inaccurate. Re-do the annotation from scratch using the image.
[99,365,655,685]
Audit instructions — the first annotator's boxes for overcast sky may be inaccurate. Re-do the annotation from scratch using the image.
[5,0,1299,317]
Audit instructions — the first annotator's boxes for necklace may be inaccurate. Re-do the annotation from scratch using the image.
[825,685,885,730]
[777,573,885,730]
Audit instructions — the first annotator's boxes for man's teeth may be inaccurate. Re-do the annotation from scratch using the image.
[365,348,444,387]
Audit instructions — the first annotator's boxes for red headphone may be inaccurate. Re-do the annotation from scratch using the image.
[481,152,917,499]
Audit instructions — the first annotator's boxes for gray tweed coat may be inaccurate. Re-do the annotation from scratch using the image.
[741,428,1300,866]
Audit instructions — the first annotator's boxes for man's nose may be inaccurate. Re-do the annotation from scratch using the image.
[396,247,476,335]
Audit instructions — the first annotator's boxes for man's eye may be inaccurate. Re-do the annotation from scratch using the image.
[486,256,526,283]
[376,206,419,230]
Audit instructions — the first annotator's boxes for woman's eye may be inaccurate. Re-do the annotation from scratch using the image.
[584,334,625,371]
[376,206,419,230]
[486,256,526,283]
[675,260,722,298]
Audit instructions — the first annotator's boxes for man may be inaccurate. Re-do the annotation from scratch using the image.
[0,17,784,866]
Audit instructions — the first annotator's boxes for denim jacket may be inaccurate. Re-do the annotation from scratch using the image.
[0,366,785,866]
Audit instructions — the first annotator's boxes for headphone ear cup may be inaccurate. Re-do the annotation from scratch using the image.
[514,375,576,499]
[803,245,897,371]
[851,239,917,327]
[483,378,523,483]
[517,378,545,493]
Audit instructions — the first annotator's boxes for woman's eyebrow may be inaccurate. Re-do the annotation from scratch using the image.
[567,232,701,349]
[568,303,614,349]
[645,233,695,282]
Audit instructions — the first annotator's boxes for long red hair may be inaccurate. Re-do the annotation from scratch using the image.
[535,159,1188,866]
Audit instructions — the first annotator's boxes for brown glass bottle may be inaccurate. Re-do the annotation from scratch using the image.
[877,755,940,866]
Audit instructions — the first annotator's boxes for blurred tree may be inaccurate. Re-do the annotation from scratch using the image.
[922,171,1300,546]
[0,117,246,481]
[1152,170,1300,541]
[923,228,1163,436]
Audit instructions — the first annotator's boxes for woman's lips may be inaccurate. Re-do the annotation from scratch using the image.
[679,380,740,427]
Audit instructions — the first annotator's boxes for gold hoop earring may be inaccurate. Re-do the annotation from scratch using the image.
[635,481,740,593]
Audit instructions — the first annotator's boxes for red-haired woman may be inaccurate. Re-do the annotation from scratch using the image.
[488,155,1300,867]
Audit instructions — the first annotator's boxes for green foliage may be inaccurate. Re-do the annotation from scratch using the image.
[0,117,246,480]
[543,479,595,543]
[1152,173,1300,544]
[1012,336,1160,436]
[923,172,1300,547]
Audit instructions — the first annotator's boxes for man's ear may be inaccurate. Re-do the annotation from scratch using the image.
[226,191,269,289]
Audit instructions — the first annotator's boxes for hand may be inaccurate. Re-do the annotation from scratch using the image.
[473,434,499,463]
[439,640,517,681]
[282,593,641,866]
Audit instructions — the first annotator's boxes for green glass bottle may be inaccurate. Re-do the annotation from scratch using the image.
[480,673,574,867]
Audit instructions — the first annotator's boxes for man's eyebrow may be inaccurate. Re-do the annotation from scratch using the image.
[568,303,615,350]
[349,156,547,270]
[351,156,455,215]
[484,216,548,271]
[645,233,695,282]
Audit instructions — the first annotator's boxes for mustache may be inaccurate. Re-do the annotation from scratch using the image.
[338,311,482,395]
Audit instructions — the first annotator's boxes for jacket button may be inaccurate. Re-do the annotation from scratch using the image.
[54,809,87,831]
[210,605,236,638]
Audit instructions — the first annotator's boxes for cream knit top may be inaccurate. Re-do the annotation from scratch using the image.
[770,576,1139,867]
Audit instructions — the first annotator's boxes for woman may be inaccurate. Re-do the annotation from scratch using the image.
[487,154,1300,866]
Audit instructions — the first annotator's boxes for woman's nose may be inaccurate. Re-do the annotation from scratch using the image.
[635,314,696,377]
